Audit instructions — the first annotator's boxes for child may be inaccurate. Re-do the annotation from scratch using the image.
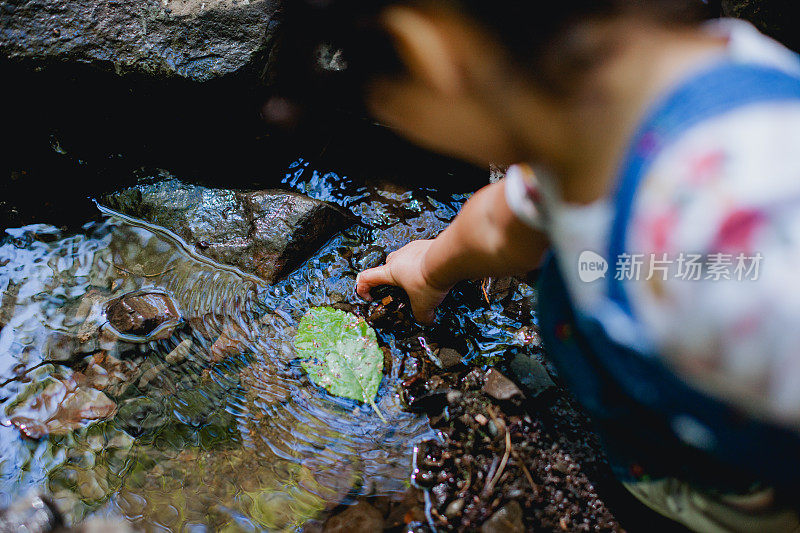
[354,2,800,531]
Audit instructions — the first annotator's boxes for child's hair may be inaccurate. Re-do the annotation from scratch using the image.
[451,0,712,89]
[459,1,709,60]
[269,0,715,122]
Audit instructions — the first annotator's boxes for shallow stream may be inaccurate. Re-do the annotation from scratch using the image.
[0,158,538,531]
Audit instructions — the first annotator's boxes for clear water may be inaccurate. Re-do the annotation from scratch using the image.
[0,158,537,531]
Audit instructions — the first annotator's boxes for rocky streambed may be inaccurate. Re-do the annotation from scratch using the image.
[3,1,799,531]
[0,155,673,532]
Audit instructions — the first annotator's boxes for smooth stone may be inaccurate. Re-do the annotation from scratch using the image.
[482,368,524,401]
[508,352,556,399]
[480,501,524,533]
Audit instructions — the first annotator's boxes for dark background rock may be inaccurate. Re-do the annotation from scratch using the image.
[0,0,280,82]
[0,56,486,233]
[104,179,353,283]
[722,0,800,51]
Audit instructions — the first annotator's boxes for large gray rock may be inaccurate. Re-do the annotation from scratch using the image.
[0,0,280,81]
[104,179,352,283]
[723,0,800,52]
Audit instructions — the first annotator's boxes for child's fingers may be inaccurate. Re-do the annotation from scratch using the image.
[411,304,436,326]
[355,265,396,300]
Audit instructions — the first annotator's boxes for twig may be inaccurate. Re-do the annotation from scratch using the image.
[0,349,104,388]
[112,263,175,278]
[481,278,492,304]
[512,448,537,490]
[0,361,47,388]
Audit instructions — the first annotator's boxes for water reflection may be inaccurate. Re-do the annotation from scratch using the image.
[0,160,535,531]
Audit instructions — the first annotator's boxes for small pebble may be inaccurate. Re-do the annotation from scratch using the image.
[444,498,465,518]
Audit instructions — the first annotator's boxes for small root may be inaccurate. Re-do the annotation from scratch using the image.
[482,406,512,499]
[482,429,511,498]
[512,448,537,490]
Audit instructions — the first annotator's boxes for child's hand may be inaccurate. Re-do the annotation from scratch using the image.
[356,181,548,324]
[356,240,452,325]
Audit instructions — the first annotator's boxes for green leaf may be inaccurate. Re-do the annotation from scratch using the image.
[295,307,386,422]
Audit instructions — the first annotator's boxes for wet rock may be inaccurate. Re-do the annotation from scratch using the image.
[42,289,112,361]
[384,490,426,529]
[5,377,116,439]
[514,325,542,348]
[76,352,140,397]
[508,352,556,399]
[405,388,450,415]
[722,0,800,51]
[323,500,384,533]
[366,296,395,326]
[484,277,515,300]
[165,338,193,364]
[365,288,415,333]
[72,516,135,533]
[104,179,352,284]
[300,520,324,533]
[489,164,507,184]
[0,0,281,82]
[474,413,489,426]
[480,501,524,533]
[381,346,393,375]
[435,348,463,369]
[114,396,170,436]
[357,247,386,271]
[0,281,18,330]
[446,390,463,404]
[0,493,62,533]
[105,290,181,340]
[411,440,446,489]
[482,369,523,401]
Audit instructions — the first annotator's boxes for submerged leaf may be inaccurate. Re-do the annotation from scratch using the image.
[295,307,385,420]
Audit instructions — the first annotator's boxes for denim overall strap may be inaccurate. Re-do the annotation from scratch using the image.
[537,61,800,490]
[608,61,800,314]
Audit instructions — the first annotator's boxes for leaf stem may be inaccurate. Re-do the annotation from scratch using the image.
[370,400,388,424]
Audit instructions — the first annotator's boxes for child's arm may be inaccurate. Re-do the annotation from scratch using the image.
[356,179,549,323]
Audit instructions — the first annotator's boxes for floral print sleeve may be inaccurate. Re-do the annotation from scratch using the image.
[504,164,546,231]
[626,102,800,428]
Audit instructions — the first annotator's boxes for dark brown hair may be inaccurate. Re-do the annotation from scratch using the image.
[459,1,710,64]
[267,1,715,123]
[454,0,712,92]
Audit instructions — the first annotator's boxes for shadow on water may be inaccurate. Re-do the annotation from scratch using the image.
[0,57,487,234]
[0,152,545,531]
